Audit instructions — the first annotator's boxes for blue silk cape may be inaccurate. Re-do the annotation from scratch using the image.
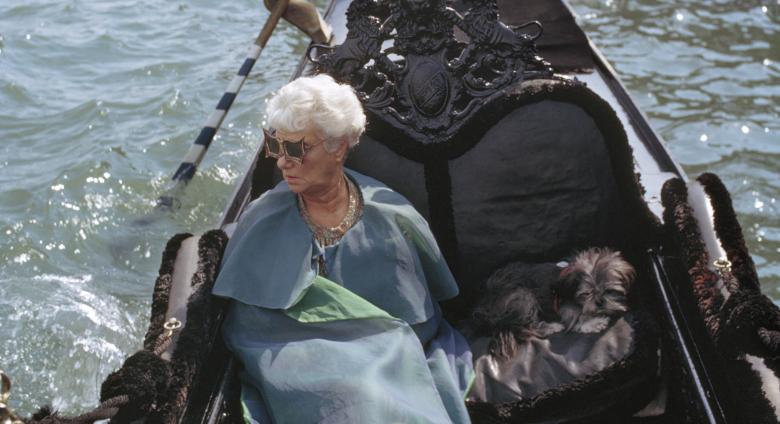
[212,169,474,423]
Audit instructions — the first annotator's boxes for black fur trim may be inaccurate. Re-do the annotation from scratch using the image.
[758,327,780,352]
[716,289,780,423]
[28,406,56,421]
[717,290,780,359]
[660,178,780,424]
[718,356,780,424]
[147,229,229,424]
[682,172,780,422]
[99,350,171,423]
[696,173,761,292]
[23,409,70,424]
[143,233,193,351]
[660,178,723,335]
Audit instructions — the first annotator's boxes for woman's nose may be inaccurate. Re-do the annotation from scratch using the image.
[276,155,292,170]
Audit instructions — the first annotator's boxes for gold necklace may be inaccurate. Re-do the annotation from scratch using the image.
[298,175,363,248]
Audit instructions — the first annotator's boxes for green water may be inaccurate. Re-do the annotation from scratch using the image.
[0,0,777,416]
[572,0,779,298]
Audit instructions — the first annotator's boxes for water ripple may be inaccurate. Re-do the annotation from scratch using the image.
[0,0,775,417]
[0,0,311,413]
[573,0,779,302]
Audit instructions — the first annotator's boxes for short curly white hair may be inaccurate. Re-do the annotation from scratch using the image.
[266,74,366,152]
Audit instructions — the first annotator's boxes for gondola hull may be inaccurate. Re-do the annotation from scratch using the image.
[134,1,780,423]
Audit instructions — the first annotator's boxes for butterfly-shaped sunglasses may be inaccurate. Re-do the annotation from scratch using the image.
[263,128,326,164]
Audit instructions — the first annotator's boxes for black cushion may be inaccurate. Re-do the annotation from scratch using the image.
[347,97,625,295]
[450,100,624,291]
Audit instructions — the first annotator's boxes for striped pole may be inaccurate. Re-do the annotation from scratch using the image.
[156,0,290,209]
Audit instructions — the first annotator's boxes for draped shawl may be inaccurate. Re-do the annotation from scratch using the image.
[212,169,474,423]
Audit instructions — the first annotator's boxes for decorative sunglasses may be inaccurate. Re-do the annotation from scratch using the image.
[263,128,325,164]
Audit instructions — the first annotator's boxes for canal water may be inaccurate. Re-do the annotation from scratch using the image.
[0,0,777,416]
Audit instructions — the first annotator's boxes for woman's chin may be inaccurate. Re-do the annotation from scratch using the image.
[285,178,306,192]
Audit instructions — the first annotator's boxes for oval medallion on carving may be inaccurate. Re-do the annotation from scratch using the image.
[409,60,449,117]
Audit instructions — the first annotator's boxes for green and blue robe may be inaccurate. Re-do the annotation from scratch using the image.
[212,170,474,423]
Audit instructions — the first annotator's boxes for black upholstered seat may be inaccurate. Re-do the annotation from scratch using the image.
[260,78,661,421]
[343,79,644,310]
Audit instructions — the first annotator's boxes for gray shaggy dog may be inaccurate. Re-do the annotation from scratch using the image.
[555,248,636,333]
[469,248,635,360]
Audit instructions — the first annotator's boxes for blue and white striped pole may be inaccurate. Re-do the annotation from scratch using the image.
[156,0,291,209]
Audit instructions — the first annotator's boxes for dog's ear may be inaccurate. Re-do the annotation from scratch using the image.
[606,252,636,289]
[554,266,581,298]
[619,259,636,286]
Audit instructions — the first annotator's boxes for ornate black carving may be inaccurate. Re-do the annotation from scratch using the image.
[313,0,553,145]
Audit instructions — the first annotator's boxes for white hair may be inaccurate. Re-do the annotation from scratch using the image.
[266,74,366,152]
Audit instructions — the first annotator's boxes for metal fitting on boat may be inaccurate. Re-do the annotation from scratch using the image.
[163,317,183,339]
[713,257,732,275]
[713,257,739,293]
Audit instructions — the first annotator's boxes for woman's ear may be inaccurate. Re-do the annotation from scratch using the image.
[334,139,349,163]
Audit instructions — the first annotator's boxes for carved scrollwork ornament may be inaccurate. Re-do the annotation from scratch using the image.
[312,0,555,144]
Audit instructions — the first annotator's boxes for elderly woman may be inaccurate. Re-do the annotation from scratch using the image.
[212,74,473,423]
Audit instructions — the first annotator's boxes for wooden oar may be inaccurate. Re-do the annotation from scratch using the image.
[151,0,331,213]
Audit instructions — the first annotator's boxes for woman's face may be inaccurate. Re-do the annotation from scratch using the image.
[274,127,347,196]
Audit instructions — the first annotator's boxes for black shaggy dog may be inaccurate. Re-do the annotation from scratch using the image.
[469,261,564,360]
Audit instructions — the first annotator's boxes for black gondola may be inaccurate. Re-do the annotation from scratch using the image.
[13,0,779,423]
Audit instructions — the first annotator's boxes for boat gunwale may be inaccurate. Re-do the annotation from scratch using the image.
[192,1,721,422]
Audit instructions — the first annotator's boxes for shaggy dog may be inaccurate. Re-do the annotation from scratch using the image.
[469,248,635,360]
[469,262,564,360]
[555,248,635,334]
